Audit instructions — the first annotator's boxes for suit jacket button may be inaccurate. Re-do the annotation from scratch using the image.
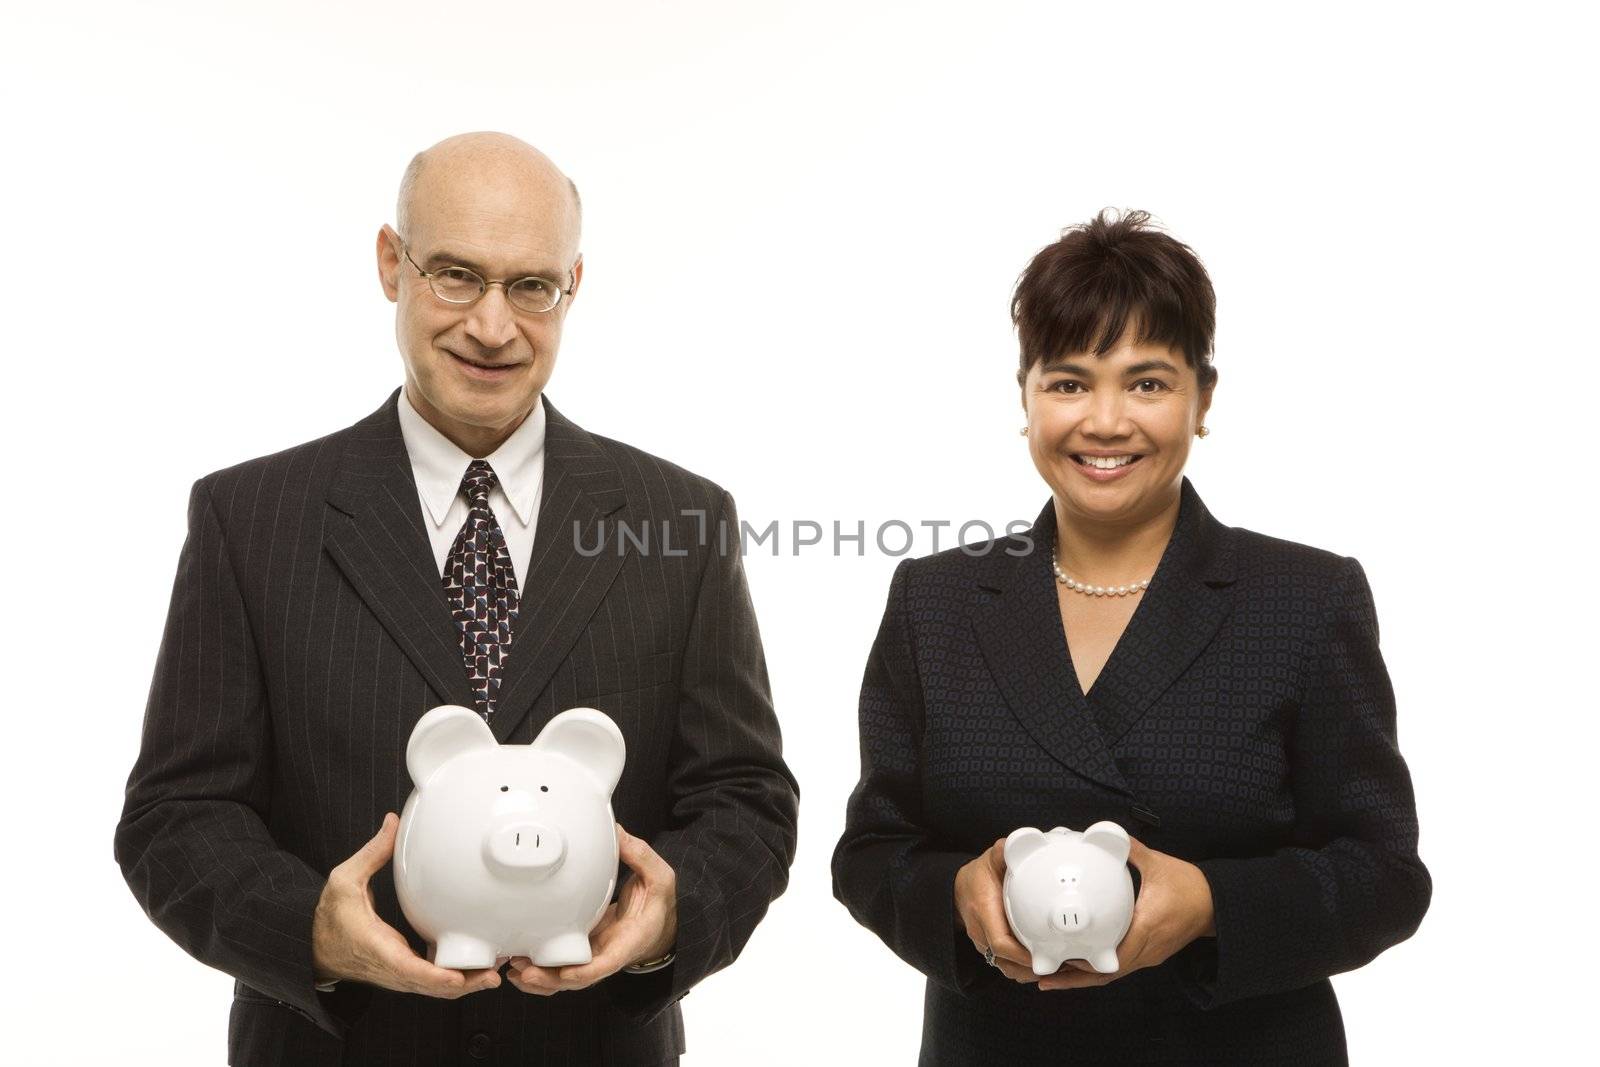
[467,1032,493,1059]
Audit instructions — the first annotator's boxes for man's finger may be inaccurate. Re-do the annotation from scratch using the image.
[557,916,644,986]
[390,951,475,996]
[511,959,566,996]
[615,825,673,884]
[340,812,398,882]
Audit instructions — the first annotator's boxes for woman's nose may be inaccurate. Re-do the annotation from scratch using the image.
[1082,390,1127,434]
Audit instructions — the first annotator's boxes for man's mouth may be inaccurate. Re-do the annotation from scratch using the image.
[449,351,520,373]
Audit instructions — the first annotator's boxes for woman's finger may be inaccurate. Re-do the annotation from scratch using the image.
[994,958,1040,983]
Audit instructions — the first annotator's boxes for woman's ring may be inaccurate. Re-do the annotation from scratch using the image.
[983,944,996,967]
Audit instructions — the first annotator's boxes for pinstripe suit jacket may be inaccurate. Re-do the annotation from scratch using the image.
[115,386,799,1066]
[831,476,1430,1065]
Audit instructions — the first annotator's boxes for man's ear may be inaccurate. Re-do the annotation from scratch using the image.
[377,224,403,303]
[531,707,625,793]
[565,253,584,304]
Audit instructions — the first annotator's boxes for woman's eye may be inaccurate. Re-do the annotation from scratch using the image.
[1048,380,1081,393]
[1134,379,1167,393]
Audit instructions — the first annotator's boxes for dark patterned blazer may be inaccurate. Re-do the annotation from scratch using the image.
[114,385,799,1067]
[831,476,1429,1065]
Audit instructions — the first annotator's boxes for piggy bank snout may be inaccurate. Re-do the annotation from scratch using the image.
[483,815,566,876]
[1047,893,1094,933]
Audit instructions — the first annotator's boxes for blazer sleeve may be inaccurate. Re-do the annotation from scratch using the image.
[1181,555,1432,1008]
[830,558,985,996]
[113,476,371,1038]
[606,487,801,1023]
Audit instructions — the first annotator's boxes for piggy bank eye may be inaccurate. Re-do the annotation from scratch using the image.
[500,786,508,792]
[540,785,549,793]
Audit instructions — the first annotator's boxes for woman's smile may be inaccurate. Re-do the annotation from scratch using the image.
[1068,453,1146,482]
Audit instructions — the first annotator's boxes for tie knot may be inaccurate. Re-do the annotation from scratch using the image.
[459,460,499,506]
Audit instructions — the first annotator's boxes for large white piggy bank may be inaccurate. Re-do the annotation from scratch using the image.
[1002,821,1136,975]
[394,704,626,970]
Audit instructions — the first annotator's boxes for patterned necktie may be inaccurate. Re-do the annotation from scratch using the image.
[443,460,521,721]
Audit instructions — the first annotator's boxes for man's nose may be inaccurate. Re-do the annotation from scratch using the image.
[463,285,518,349]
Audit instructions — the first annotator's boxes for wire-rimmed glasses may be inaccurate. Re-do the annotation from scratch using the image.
[401,245,574,314]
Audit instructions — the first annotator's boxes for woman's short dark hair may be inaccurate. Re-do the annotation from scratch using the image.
[1012,208,1217,390]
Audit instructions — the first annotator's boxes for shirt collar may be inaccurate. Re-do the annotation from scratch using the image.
[396,385,546,529]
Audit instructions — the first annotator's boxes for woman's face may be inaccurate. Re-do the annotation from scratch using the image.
[1022,324,1214,527]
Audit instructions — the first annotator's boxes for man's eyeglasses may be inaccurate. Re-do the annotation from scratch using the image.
[400,244,574,314]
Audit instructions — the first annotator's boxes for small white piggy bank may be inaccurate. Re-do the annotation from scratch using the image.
[1002,821,1136,975]
[394,705,626,970]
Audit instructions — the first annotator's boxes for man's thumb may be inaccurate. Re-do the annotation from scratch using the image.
[350,812,398,875]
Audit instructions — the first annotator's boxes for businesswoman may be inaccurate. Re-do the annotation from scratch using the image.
[831,209,1430,1065]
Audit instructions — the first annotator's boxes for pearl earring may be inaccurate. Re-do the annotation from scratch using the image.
[1197,425,1209,438]
[1019,426,1029,436]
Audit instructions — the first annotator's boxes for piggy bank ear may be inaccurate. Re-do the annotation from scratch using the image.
[1003,827,1049,869]
[1080,820,1131,862]
[407,705,496,787]
[531,707,626,794]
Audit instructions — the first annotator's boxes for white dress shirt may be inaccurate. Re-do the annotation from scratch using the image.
[395,384,546,593]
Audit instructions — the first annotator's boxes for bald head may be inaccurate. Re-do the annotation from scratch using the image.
[395,131,581,255]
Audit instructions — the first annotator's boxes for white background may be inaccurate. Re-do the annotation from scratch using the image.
[4,2,1595,1063]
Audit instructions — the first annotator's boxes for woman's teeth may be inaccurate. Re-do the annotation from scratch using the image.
[1073,455,1140,469]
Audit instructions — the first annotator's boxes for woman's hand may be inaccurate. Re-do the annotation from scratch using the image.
[1039,835,1215,991]
[954,837,1040,985]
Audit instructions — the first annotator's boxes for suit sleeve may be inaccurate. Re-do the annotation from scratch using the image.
[829,558,986,996]
[606,488,800,1022]
[113,476,371,1038]
[1180,555,1432,1008]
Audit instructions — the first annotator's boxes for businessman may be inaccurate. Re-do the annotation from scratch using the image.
[114,131,799,1066]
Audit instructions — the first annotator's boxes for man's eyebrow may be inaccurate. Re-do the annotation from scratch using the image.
[421,248,561,279]
[1040,358,1181,377]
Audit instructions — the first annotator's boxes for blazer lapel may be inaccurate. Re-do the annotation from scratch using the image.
[484,399,627,744]
[323,387,629,746]
[973,476,1236,795]
[974,505,1130,796]
[1087,476,1236,749]
[324,387,481,715]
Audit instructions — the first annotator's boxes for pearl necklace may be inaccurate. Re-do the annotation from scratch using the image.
[1051,550,1151,597]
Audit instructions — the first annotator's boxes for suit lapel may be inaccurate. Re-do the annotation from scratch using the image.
[974,507,1129,795]
[324,387,481,716]
[324,387,628,745]
[973,476,1235,794]
[1086,476,1236,748]
[486,400,626,743]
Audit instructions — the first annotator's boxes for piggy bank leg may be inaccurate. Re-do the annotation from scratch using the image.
[1089,948,1120,974]
[1031,952,1064,976]
[531,931,593,967]
[431,933,497,970]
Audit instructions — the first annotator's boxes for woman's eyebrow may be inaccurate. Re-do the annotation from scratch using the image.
[1041,359,1180,377]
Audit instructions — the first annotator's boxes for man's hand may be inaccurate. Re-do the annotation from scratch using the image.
[954,837,1038,984]
[311,812,502,998]
[506,824,678,996]
[1038,835,1215,991]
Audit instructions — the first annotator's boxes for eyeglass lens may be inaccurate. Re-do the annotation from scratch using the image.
[428,266,561,312]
